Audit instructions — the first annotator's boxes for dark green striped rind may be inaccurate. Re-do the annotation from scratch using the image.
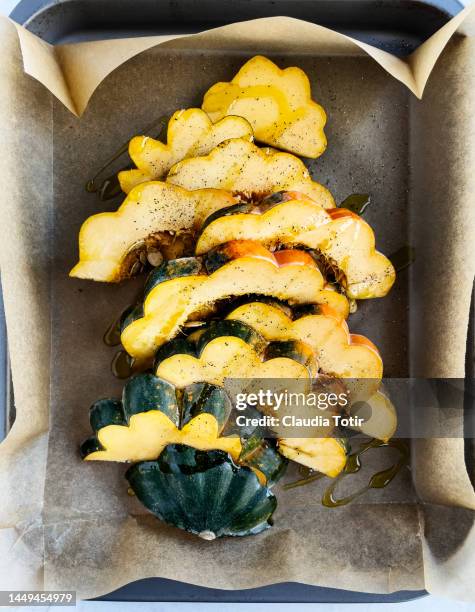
[79,436,105,459]
[153,338,196,372]
[153,320,267,372]
[263,340,317,374]
[121,257,205,332]
[180,383,232,430]
[126,444,277,538]
[81,375,233,458]
[195,320,266,355]
[122,374,179,425]
[143,257,204,298]
[240,436,288,486]
[200,202,254,233]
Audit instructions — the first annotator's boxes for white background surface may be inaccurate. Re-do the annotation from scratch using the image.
[1,0,474,609]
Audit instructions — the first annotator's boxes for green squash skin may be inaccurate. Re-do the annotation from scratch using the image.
[143,257,204,299]
[89,398,125,431]
[81,378,286,489]
[224,295,294,319]
[81,375,241,459]
[126,444,277,538]
[200,202,254,233]
[180,383,232,430]
[259,190,288,208]
[199,192,289,237]
[120,303,144,332]
[123,374,179,425]
[120,258,205,332]
[153,338,196,372]
[195,320,266,356]
[80,436,105,459]
[203,245,231,275]
[263,340,316,373]
[153,320,267,371]
[240,436,288,486]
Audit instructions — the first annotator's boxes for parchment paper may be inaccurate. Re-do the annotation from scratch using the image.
[0,8,474,600]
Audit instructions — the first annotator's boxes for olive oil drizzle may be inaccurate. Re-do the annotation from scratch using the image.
[389,245,416,273]
[283,439,408,507]
[111,350,138,379]
[283,469,325,490]
[103,314,124,347]
[86,115,169,200]
[103,305,136,347]
[322,438,408,507]
[104,306,140,378]
[339,194,371,215]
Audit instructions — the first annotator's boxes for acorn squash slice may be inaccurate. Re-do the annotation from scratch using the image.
[226,301,382,399]
[154,319,317,387]
[202,55,327,158]
[278,437,347,477]
[166,138,334,208]
[350,388,397,442]
[120,242,349,362]
[80,374,242,462]
[81,373,287,486]
[118,109,253,193]
[70,182,236,282]
[126,444,277,538]
[196,192,395,299]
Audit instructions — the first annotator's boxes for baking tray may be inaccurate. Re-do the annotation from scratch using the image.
[2,0,467,604]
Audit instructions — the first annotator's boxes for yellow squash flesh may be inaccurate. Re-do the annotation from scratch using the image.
[121,256,349,362]
[156,336,313,388]
[167,138,335,208]
[278,438,347,477]
[70,182,235,282]
[196,195,395,299]
[118,109,253,193]
[350,388,397,442]
[202,56,327,158]
[84,411,241,462]
[227,302,382,397]
[226,302,397,441]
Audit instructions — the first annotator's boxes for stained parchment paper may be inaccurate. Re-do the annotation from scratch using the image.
[0,9,474,600]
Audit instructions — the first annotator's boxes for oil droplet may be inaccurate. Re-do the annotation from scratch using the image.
[322,438,409,508]
[85,115,169,197]
[389,245,416,272]
[283,468,325,490]
[103,305,135,347]
[103,318,122,347]
[111,350,136,379]
[339,194,371,215]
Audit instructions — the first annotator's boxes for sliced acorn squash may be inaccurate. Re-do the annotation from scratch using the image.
[118,109,253,193]
[202,56,327,158]
[166,138,334,208]
[350,388,397,442]
[154,319,317,387]
[80,372,287,484]
[239,436,288,487]
[226,301,382,380]
[121,241,348,362]
[277,437,348,477]
[70,182,236,282]
[126,444,277,538]
[80,373,242,462]
[196,191,395,299]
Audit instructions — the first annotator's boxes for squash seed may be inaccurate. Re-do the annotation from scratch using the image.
[147,249,164,267]
[198,530,216,541]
